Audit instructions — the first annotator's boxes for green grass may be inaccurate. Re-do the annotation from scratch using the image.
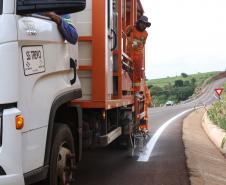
[147,72,218,88]
[208,82,226,131]
[147,71,219,107]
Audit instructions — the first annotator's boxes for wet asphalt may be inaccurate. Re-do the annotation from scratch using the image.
[35,78,226,185]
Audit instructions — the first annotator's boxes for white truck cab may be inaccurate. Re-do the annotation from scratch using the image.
[0,0,85,184]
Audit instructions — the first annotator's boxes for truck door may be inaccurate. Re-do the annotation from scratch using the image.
[17,14,80,173]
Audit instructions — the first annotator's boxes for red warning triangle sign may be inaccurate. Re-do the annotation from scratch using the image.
[215,88,224,97]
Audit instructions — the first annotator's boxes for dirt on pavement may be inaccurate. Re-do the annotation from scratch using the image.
[183,108,226,185]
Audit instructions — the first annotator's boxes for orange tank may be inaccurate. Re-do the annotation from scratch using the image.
[70,0,152,148]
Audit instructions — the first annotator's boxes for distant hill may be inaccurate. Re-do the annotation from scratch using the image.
[147,72,219,107]
[147,72,218,88]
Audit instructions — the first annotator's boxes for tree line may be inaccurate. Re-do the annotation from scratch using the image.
[148,75,196,107]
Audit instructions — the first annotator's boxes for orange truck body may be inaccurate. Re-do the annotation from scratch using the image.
[71,0,150,147]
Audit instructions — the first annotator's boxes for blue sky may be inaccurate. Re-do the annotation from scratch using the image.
[142,0,226,79]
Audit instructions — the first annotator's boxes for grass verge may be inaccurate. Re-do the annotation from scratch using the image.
[208,83,226,130]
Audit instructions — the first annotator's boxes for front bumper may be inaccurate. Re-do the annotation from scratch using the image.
[0,108,25,185]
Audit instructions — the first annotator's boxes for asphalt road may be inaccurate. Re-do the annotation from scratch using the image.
[149,78,226,136]
[75,78,226,185]
[35,78,226,185]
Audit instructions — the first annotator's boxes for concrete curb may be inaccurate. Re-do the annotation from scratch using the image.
[202,111,226,156]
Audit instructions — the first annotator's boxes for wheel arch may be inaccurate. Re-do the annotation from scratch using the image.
[44,89,82,166]
[24,89,82,185]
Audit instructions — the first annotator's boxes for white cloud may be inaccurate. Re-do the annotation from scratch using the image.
[141,0,226,79]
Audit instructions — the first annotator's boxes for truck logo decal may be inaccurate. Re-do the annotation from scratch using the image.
[22,19,38,36]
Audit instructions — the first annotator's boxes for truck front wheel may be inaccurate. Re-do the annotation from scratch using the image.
[49,124,76,185]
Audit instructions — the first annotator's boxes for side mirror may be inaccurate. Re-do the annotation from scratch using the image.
[17,0,86,15]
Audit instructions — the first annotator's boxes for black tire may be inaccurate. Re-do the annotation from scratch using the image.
[49,124,76,185]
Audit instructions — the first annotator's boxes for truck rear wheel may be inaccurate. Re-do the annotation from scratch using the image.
[49,124,76,185]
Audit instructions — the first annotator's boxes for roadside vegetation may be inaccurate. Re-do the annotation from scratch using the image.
[147,72,217,88]
[147,72,218,107]
[208,83,226,130]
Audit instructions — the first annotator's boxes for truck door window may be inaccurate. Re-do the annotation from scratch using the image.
[108,0,110,29]
[0,0,2,15]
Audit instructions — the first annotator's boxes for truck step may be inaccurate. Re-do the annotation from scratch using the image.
[98,127,122,147]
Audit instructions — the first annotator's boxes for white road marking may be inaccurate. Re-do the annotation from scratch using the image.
[137,108,198,162]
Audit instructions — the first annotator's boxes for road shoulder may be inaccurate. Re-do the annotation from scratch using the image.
[183,108,226,185]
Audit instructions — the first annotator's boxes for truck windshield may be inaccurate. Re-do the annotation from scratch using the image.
[0,0,2,14]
